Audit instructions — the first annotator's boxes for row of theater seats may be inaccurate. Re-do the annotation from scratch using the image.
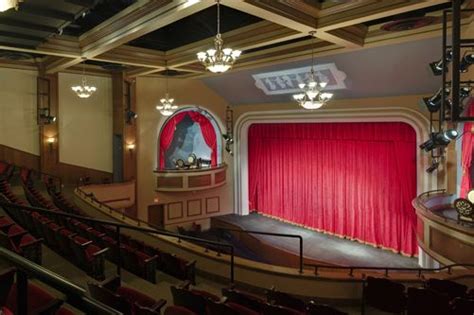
[0,267,75,314]
[168,281,347,315]
[363,276,474,315]
[9,165,197,285]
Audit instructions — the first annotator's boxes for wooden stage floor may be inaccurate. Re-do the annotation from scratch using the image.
[212,213,419,268]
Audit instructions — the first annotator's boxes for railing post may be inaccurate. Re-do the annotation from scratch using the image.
[17,269,28,315]
[299,236,303,274]
[349,268,354,277]
[385,268,389,277]
[116,226,121,277]
[314,266,318,276]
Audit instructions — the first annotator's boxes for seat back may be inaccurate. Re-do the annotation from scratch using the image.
[426,278,468,300]
[88,283,131,314]
[266,288,306,311]
[205,299,239,315]
[0,268,15,305]
[407,287,450,315]
[365,276,406,313]
[222,287,266,313]
[164,306,198,315]
[171,285,208,315]
[306,302,348,315]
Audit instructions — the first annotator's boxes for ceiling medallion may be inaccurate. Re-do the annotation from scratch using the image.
[196,0,241,73]
[292,31,333,110]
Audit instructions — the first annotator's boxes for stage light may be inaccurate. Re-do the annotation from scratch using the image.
[125,110,138,124]
[419,129,458,152]
[426,158,440,173]
[429,50,452,76]
[459,53,474,72]
[420,87,450,112]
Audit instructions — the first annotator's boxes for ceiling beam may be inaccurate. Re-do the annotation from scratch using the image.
[0,18,58,33]
[19,3,76,21]
[166,21,303,68]
[95,45,166,68]
[79,0,214,58]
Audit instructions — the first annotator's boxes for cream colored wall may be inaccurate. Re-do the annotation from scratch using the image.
[135,77,232,223]
[58,72,113,172]
[0,68,39,155]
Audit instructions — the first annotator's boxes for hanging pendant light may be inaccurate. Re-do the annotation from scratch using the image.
[71,60,97,99]
[196,0,241,73]
[0,0,22,12]
[293,31,334,110]
[156,68,178,116]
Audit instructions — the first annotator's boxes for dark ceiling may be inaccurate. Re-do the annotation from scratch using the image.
[127,5,262,51]
[0,0,94,49]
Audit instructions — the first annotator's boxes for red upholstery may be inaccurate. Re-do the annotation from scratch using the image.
[7,283,56,314]
[0,162,7,174]
[227,302,260,315]
[164,306,198,315]
[73,236,89,245]
[7,224,25,236]
[117,286,156,307]
[85,245,101,262]
[55,307,75,315]
[136,250,151,267]
[0,307,13,315]
[0,216,13,227]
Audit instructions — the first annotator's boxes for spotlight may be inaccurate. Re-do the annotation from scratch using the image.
[125,110,138,124]
[38,108,56,125]
[460,53,474,72]
[426,158,440,173]
[420,87,450,112]
[419,129,458,152]
[429,50,453,76]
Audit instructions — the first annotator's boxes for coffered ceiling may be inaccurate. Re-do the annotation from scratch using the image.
[0,0,470,79]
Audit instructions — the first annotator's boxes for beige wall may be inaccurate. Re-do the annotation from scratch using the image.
[0,68,39,155]
[58,72,113,172]
[135,77,232,223]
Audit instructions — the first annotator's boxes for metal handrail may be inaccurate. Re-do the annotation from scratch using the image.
[0,199,236,283]
[304,262,474,278]
[0,247,121,315]
[217,227,304,273]
[76,186,156,229]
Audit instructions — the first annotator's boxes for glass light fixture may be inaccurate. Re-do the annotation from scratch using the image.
[293,31,334,110]
[196,0,241,73]
[156,68,178,116]
[71,60,97,98]
[0,0,22,12]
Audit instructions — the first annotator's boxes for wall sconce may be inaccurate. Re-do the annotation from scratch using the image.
[126,143,135,153]
[46,137,56,152]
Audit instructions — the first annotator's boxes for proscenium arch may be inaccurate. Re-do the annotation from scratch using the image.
[156,106,225,168]
[233,107,435,267]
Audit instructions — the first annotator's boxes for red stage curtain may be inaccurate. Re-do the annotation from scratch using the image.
[460,101,474,198]
[248,122,418,256]
[188,111,217,166]
[159,112,187,169]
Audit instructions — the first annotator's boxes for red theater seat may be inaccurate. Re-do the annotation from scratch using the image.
[164,306,198,315]
[7,282,63,314]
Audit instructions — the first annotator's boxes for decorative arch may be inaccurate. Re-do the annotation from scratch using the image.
[234,107,434,216]
[157,107,223,170]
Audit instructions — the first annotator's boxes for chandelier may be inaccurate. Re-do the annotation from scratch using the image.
[293,32,333,110]
[71,61,97,98]
[156,69,178,116]
[196,0,241,73]
[0,0,22,12]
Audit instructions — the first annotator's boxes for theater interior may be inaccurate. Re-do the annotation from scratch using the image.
[0,0,473,314]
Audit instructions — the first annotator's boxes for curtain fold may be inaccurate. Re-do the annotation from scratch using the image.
[159,112,187,170]
[460,101,474,198]
[188,111,217,166]
[248,122,417,256]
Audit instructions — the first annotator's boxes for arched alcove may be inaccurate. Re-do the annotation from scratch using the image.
[158,107,223,170]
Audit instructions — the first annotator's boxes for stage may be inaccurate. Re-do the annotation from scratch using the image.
[211,213,419,268]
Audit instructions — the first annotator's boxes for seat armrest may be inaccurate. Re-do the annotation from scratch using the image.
[92,247,109,257]
[179,280,192,289]
[102,275,121,291]
[144,254,158,264]
[186,260,197,268]
[150,298,167,311]
[79,240,94,247]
